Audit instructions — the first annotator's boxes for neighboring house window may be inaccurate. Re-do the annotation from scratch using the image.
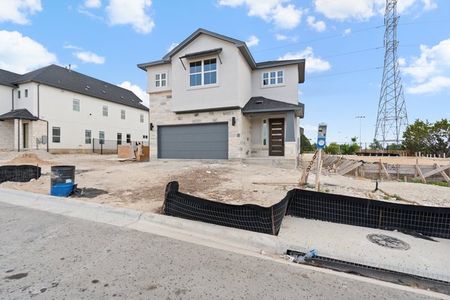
[103,105,108,117]
[73,99,80,112]
[25,89,28,97]
[99,131,105,144]
[189,58,217,87]
[126,134,131,144]
[117,133,122,145]
[18,90,21,99]
[143,135,148,139]
[262,70,284,86]
[155,73,167,87]
[140,114,144,123]
[121,109,126,120]
[52,127,60,143]
[85,130,92,144]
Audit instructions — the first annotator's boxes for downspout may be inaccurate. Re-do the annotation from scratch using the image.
[11,88,14,110]
[17,119,20,152]
[36,83,49,152]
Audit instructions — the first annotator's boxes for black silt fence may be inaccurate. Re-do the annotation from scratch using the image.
[163,181,290,235]
[0,165,41,184]
[286,189,450,239]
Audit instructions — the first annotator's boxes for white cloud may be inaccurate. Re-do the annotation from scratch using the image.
[84,0,101,8]
[0,0,42,25]
[407,76,450,94]
[218,0,303,29]
[343,28,352,36]
[106,0,154,34]
[0,30,57,73]
[119,81,149,107]
[275,33,298,42]
[313,0,434,21]
[306,16,326,32]
[167,42,179,52]
[422,0,437,10]
[279,47,331,73]
[403,38,450,94]
[63,43,82,50]
[245,35,259,47]
[75,51,105,64]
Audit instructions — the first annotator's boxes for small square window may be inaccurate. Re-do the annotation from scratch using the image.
[73,99,80,112]
[52,127,61,143]
[103,105,108,117]
[121,109,126,120]
[155,73,167,88]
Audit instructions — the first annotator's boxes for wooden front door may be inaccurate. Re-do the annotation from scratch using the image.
[269,118,284,156]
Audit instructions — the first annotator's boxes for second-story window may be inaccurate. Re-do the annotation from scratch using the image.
[121,109,126,120]
[103,105,108,117]
[155,73,167,87]
[73,99,80,112]
[189,58,217,87]
[25,89,28,97]
[18,90,21,99]
[262,70,284,86]
[140,114,144,123]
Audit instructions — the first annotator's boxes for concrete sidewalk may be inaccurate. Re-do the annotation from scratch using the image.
[0,188,448,290]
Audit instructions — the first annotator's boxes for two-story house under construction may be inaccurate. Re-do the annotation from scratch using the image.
[138,28,305,165]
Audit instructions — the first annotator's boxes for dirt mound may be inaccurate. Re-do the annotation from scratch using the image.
[6,153,53,166]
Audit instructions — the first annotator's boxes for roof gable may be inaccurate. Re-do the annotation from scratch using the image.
[0,69,21,87]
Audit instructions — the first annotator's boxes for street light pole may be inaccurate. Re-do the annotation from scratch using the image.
[356,115,366,149]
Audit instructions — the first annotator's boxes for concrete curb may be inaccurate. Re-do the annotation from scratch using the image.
[1,188,448,299]
[0,188,287,255]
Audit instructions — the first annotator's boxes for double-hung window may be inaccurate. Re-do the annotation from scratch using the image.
[103,105,108,117]
[73,99,80,112]
[99,131,105,144]
[140,114,144,123]
[85,130,92,144]
[155,73,167,87]
[52,127,61,143]
[121,109,126,120]
[262,70,284,86]
[189,58,217,87]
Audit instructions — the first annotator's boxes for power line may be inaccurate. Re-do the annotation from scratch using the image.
[308,66,383,79]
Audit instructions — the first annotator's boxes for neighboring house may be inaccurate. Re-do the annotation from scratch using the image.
[0,65,149,153]
[138,28,305,164]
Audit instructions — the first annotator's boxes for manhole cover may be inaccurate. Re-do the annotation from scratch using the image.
[367,234,410,250]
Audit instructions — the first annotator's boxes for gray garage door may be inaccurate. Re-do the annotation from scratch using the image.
[158,123,228,159]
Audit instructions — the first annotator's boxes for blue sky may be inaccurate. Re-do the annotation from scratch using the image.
[1,0,449,145]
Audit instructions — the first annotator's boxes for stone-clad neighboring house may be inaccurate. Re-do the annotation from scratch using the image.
[138,28,305,165]
[0,65,149,153]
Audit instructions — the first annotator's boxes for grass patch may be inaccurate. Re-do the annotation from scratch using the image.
[410,179,450,188]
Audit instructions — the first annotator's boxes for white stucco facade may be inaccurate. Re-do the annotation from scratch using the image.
[0,80,149,152]
[140,29,305,165]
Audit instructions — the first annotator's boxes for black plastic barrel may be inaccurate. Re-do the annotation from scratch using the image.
[51,165,75,185]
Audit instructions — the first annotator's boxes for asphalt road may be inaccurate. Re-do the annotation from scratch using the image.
[0,202,438,300]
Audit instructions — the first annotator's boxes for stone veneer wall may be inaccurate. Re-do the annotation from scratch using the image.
[0,120,14,150]
[149,91,250,160]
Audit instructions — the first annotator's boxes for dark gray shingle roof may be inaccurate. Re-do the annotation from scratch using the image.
[0,109,38,120]
[7,65,148,111]
[242,97,304,118]
[0,69,21,87]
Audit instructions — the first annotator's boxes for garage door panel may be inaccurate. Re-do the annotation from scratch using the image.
[158,123,228,159]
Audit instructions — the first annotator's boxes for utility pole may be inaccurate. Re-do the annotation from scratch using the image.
[374,0,408,146]
[356,115,365,148]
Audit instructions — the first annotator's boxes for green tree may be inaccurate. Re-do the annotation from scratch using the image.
[403,118,450,156]
[325,142,340,155]
[300,134,314,153]
[429,119,450,156]
[369,139,383,150]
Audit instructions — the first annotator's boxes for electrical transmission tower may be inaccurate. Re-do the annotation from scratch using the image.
[374,0,408,145]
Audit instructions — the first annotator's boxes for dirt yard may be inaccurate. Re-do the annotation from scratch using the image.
[1,151,449,213]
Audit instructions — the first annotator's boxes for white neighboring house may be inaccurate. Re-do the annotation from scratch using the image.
[0,65,149,153]
[138,28,305,165]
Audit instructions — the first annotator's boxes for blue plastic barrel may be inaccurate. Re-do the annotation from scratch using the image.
[51,182,74,197]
